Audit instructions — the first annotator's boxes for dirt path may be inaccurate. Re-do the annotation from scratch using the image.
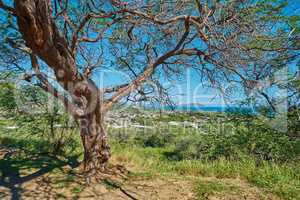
[79,177,195,200]
[0,174,196,200]
[0,147,280,200]
[0,173,280,200]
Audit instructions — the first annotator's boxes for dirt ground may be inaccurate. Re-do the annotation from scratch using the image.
[0,147,280,200]
[0,173,280,200]
[0,174,195,200]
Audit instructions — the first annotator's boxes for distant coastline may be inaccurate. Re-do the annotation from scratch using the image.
[138,104,256,113]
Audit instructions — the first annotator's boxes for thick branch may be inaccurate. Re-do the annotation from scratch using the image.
[101,83,129,93]
[73,10,127,45]
[71,14,92,54]
[15,0,79,90]
[30,54,79,117]
[103,16,191,111]
[6,38,32,54]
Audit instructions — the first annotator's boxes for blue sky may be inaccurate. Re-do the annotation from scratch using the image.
[93,0,300,107]
[0,0,299,107]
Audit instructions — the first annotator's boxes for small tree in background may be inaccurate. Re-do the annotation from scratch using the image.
[0,76,76,155]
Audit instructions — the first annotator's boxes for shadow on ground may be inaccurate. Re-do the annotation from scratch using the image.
[0,145,80,200]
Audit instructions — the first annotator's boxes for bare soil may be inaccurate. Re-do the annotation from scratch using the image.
[0,147,280,200]
[0,171,281,200]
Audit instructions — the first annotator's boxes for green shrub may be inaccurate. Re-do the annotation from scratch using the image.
[170,133,241,161]
[135,131,175,148]
[168,122,300,162]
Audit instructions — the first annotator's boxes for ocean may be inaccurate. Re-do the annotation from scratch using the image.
[154,105,256,114]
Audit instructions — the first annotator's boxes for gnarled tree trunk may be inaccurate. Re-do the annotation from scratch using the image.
[14,0,111,175]
[79,112,110,174]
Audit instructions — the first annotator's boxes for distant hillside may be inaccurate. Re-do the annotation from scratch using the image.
[113,103,255,114]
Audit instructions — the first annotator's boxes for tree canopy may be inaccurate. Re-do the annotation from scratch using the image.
[0,0,299,175]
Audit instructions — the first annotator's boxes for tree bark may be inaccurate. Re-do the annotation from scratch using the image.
[79,111,110,175]
[14,0,111,175]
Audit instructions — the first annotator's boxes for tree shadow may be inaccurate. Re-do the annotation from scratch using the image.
[102,178,138,200]
[0,147,80,200]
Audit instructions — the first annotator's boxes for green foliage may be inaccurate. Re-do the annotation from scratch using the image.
[196,179,239,200]
[287,108,300,138]
[111,144,300,200]
[0,82,17,112]
[135,132,175,148]
[109,112,300,163]
[170,133,240,161]
[169,122,300,162]
[246,163,300,200]
[0,81,79,156]
[1,109,300,200]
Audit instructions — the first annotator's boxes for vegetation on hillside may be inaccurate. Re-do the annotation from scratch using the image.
[1,106,299,199]
[0,0,299,199]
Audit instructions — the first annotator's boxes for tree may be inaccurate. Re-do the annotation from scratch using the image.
[0,75,75,154]
[0,82,17,113]
[0,0,298,177]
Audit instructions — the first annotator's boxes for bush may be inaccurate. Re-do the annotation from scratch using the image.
[109,113,300,163]
[135,131,175,148]
[170,134,241,161]
[169,122,300,162]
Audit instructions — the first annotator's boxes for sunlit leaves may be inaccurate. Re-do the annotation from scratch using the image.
[0,82,17,111]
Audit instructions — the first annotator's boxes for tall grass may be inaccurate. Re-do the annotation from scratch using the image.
[1,111,299,200]
[111,144,300,200]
